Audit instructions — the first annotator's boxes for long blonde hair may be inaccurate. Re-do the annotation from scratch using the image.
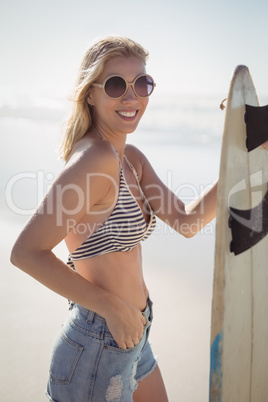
[58,36,149,161]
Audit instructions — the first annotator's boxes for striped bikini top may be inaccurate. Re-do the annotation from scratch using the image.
[67,155,156,269]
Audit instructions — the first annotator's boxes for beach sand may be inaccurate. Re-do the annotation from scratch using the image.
[1,216,215,402]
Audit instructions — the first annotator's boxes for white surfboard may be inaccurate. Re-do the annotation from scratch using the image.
[210,65,268,402]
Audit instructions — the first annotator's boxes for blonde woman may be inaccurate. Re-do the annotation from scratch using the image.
[11,36,217,401]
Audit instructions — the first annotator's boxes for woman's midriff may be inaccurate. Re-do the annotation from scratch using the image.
[72,244,148,311]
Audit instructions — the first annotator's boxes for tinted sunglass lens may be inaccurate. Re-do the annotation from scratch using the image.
[135,75,154,97]
[105,76,126,98]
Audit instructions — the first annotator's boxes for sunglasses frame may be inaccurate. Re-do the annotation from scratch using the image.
[92,74,156,99]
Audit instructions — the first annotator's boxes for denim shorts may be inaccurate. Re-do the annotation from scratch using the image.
[46,297,156,402]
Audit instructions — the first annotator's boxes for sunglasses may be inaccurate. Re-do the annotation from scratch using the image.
[92,74,156,99]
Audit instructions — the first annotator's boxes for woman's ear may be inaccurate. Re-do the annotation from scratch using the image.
[87,92,94,106]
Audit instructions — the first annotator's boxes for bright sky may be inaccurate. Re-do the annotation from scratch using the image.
[1,0,268,101]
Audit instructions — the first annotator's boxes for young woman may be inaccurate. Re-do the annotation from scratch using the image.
[11,36,217,401]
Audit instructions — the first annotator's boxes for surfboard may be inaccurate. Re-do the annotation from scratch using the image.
[209,65,268,402]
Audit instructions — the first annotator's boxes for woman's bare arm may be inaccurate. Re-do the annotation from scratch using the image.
[126,145,217,238]
[11,145,117,308]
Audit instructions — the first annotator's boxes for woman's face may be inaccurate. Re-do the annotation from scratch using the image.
[89,56,149,136]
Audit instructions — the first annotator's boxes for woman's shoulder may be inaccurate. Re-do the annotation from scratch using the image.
[124,144,147,164]
[65,137,119,175]
[124,144,148,176]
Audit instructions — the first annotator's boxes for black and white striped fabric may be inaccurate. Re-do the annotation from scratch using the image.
[67,162,156,269]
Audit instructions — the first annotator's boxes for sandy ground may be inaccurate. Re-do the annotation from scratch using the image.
[1,217,215,402]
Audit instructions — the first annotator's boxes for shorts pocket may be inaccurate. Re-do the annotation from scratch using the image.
[49,329,84,384]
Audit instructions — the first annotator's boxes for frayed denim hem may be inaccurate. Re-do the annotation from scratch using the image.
[136,357,158,383]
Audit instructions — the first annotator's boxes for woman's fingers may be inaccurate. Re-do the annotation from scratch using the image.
[105,302,149,349]
[112,333,142,349]
[141,312,147,326]
[124,338,141,349]
[117,331,143,349]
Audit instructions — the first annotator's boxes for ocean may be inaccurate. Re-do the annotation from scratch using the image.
[0,92,233,401]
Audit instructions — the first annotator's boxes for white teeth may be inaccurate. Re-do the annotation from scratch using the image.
[118,111,136,117]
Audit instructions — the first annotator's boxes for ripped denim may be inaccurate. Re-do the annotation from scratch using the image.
[46,297,156,401]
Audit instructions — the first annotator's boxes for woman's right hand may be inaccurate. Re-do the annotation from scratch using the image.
[104,299,147,349]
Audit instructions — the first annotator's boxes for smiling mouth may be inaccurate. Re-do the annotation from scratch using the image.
[117,110,138,118]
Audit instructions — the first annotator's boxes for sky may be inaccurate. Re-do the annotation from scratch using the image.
[1,0,268,104]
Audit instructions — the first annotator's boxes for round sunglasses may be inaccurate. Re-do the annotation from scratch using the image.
[92,74,156,99]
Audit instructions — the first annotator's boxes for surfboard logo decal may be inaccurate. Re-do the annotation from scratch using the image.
[245,104,268,151]
[210,331,223,402]
[229,189,268,255]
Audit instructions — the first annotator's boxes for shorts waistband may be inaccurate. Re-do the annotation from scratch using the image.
[69,296,153,324]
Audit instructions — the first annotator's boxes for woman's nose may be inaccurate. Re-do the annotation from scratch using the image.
[121,85,138,102]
